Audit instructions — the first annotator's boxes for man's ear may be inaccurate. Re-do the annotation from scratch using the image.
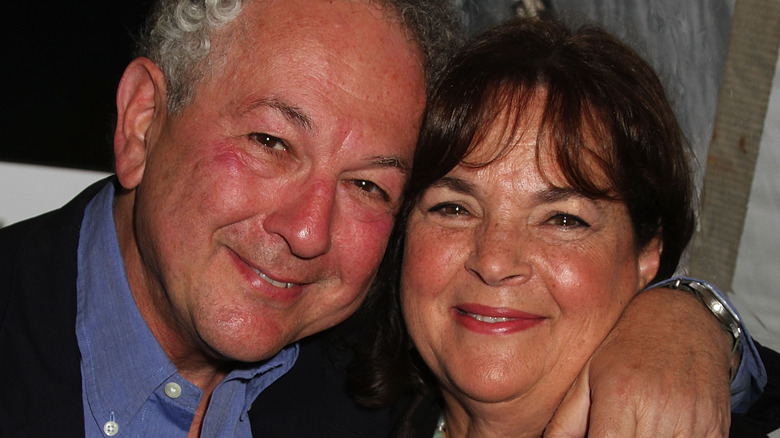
[638,235,662,289]
[113,57,167,190]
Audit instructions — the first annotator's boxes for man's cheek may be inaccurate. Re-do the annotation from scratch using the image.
[338,218,394,282]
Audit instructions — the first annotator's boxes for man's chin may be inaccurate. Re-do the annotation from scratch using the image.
[208,334,297,365]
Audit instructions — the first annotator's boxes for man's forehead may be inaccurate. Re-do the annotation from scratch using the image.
[234,0,405,40]
[180,0,426,163]
[218,0,425,85]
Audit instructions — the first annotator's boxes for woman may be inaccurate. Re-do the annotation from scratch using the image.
[350,17,697,437]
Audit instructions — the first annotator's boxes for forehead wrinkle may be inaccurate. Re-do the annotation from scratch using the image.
[241,96,314,132]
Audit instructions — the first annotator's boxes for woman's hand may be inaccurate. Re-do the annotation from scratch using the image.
[544,287,733,437]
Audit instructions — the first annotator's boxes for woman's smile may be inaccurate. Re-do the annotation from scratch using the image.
[454,304,546,334]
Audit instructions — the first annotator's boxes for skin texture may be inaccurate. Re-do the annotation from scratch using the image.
[545,288,733,437]
[401,101,661,438]
[111,0,425,434]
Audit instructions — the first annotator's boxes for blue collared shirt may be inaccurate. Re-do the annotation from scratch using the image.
[75,181,298,437]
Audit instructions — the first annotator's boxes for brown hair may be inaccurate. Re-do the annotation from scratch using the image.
[348,16,696,409]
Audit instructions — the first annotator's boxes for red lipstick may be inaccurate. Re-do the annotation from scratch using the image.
[453,303,545,334]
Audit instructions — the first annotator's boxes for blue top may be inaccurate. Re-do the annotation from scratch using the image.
[75,182,298,437]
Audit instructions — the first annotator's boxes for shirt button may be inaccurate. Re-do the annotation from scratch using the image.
[103,420,119,436]
[165,382,182,399]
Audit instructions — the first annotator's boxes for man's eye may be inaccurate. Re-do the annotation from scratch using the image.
[249,133,287,151]
[352,180,389,201]
[548,213,589,228]
[430,203,470,216]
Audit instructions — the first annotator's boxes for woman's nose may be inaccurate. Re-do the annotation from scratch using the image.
[465,222,532,286]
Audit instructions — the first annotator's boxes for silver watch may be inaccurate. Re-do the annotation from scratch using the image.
[665,278,743,357]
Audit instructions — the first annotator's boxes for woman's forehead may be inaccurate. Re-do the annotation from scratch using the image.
[463,101,615,196]
[463,95,545,165]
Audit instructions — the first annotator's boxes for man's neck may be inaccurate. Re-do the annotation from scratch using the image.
[185,369,229,438]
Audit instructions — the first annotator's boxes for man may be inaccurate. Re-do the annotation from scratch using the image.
[0,0,775,437]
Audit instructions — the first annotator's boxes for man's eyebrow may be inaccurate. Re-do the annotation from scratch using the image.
[242,96,313,131]
[369,156,411,175]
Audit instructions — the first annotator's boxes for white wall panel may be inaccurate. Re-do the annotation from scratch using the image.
[0,162,109,227]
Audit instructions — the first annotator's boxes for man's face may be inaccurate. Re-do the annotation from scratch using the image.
[119,0,426,364]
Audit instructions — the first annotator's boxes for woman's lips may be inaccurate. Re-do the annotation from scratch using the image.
[453,303,545,334]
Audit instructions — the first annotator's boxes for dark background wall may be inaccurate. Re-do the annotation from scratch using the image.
[2,1,154,171]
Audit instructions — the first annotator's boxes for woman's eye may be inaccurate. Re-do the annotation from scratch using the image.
[548,213,589,228]
[430,203,470,216]
[249,133,287,151]
[352,179,389,201]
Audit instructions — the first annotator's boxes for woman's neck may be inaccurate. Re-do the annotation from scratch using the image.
[440,393,555,438]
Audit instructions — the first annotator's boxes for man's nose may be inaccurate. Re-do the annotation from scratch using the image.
[263,179,335,259]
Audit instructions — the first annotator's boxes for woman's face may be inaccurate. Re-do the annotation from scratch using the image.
[401,102,661,422]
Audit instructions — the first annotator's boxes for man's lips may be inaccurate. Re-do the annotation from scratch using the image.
[250,267,295,289]
[228,250,304,296]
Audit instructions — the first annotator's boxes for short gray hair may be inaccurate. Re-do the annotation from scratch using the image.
[137,0,464,114]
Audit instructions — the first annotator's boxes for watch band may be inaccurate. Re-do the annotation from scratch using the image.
[664,278,743,381]
[665,278,743,354]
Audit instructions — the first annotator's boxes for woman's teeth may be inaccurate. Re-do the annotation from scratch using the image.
[471,314,514,323]
[458,309,514,323]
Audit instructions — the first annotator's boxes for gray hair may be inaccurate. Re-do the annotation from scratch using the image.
[137,0,464,114]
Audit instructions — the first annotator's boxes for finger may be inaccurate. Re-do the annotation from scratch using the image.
[544,366,591,438]
[585,378,639,438]
[631,392,729,438]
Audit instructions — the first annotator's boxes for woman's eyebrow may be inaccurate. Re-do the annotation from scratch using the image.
[430,176,598,207]
[534,187,608,214]
[534,186,584,203]
[429,176,477,195]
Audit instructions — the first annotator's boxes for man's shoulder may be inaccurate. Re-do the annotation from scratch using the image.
[0,178,109,437]
[732,342,780,436]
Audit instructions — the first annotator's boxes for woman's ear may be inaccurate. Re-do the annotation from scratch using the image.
[638,235,662,289]
[113,57,167,190]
